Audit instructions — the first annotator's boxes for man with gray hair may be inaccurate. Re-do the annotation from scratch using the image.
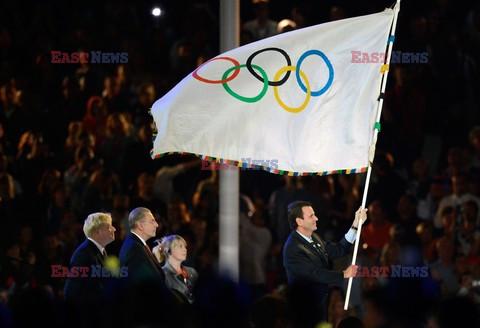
[64,212,116,303]
[119,207,165,282]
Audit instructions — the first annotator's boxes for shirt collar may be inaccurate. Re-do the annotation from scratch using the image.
[87,237,105,254]
[296,230,313,243]
[131,231,147,246]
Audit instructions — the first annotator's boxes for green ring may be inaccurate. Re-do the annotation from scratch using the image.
[222,64,268,103]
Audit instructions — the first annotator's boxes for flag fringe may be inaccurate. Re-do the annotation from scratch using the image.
[149,149,367,176]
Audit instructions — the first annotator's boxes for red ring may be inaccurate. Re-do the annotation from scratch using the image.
[192,56,241,84]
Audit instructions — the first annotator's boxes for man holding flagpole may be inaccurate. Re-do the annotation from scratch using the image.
[283,201,367,321]
[150,0,399,312]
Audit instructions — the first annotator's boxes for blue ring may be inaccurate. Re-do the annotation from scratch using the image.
[296,50,334,97]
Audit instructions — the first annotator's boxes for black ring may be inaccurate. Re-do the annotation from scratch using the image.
[246,47,292,86]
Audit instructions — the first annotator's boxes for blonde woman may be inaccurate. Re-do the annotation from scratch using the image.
[153,235,198,304]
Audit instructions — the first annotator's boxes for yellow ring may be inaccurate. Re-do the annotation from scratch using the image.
[273,65,311,113]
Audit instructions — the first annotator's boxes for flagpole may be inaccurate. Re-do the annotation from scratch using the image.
[219,0,240,282]
[344,0,401,310]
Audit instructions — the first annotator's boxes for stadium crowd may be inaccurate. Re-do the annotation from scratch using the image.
[1,0,480,327]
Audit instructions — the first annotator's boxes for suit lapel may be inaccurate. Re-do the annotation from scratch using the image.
[86,239,105,266]
[293,232,324,262]
[146,247,161,267]
[294,232,329,267]
[130,234,162,269]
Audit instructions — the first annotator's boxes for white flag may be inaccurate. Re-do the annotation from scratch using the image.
[151,8,394,174]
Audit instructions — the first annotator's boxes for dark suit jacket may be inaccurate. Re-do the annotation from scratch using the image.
[163,261,198,304]
[63,239,106,303]
[283,230,352,296]
[119,233,165,283]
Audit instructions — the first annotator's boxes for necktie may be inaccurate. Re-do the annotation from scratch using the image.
[145,244,160,264]
[145,244,152,253]
[310,239,328,261]
[310,239,326,259]
[101,249,108,263]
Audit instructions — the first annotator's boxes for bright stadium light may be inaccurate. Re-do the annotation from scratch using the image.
[152,7,162,17]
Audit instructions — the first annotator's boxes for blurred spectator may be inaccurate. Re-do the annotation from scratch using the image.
[36,168,62,212]
[470,126,480,168]
[43,183,70,234]
[102,76,125,113]
[439,206,457,240]
[154,159,202,205]
[407,158,431,200]
[169,4,216,84]
[164,200,191,236]
[82,96,108,147]
[123,121,160,188]
[277,19,296,34]
[0,122,12,157]
[0,153,20,231]
[131,172,167,222]
[83,168,122,215]
[434,173,480,228]
[416,221,437,263]
[457,200,480,257]
[369,151,406,216]
[361,200,393,261]
[362,288,389,328]
[98,112,135,183]
[250,293,287,328]
[379,242,401,268]
[327,286,351,328]
[329,175,360,225]
[64,121,84,159]
[240,200,272,300]
[430,237,459,296]
[133,83,156,127]
[242,0,278,41]
[0,240,36,299]
[383,66,426,168]
[417,175,447,221]
[0,80,28,149]
[395,194,421,246]
[329,6,345,21]
[63,146,97,217]
[15,131,54,201]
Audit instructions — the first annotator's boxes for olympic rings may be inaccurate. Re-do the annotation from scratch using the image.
[296,50,334,97]
[191,48,334,113]
[273,66,311,113]
[246,48,291,86]
[222,64,269,103]
[193,57,241,84]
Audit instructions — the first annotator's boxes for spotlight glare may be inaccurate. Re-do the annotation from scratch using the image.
[152,8,161,17]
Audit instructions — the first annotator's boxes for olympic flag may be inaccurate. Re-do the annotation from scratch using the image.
[151,8,395,174]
